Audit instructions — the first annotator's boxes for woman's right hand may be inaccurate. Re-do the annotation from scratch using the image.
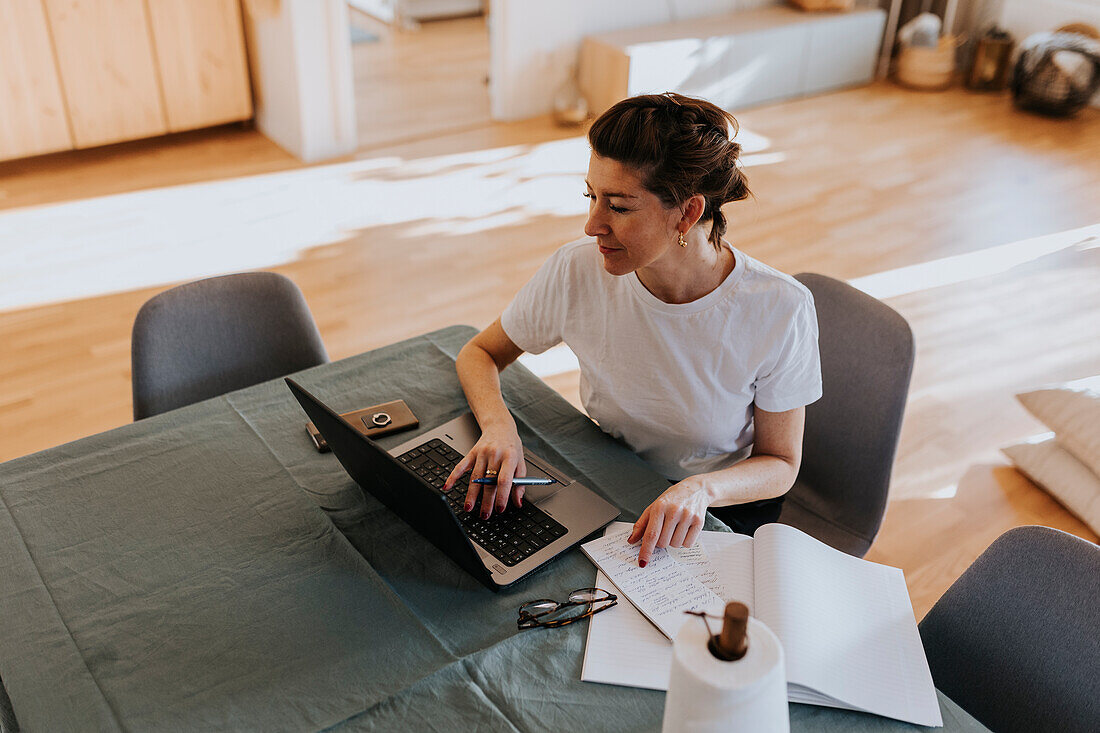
[443,421,527,519]
[448,317,528,519]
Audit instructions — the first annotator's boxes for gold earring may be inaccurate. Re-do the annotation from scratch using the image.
[678,231,687,248]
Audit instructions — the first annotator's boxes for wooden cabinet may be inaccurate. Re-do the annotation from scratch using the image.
[148,0,253,132]
[0,0,73,160]
[44,0,168,148]
[0,0,252,161]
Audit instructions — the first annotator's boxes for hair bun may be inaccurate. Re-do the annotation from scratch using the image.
[589,93,752,250]
[725,140,742,168]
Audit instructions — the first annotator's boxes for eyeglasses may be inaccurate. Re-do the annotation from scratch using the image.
[517,587,618,630]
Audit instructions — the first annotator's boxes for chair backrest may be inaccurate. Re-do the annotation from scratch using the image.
[919,526,1100,732]
[132,272,329,420]
[779,273,914,556]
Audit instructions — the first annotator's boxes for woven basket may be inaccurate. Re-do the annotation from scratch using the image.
[788,0,855,11]
[896,36,959,90]
[1056,23,1099,40]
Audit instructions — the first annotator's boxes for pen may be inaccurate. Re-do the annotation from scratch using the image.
[471,477,558,486]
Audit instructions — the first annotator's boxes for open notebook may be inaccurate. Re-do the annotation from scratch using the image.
[580,522,942,728]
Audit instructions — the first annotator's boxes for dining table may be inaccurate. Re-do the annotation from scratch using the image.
[0,325,988,731]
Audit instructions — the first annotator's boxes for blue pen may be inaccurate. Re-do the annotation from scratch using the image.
[471,477,557,486]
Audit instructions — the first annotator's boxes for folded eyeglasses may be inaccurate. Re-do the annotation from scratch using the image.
[517,587,618,630]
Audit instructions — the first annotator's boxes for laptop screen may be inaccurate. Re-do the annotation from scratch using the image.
[285,378,496,588]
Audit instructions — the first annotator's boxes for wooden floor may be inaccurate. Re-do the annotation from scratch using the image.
[1,14,1097,619]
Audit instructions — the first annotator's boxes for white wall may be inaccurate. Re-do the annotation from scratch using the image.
[244,0,358,161]
[998,0,1100,39]
[489,0,777,121]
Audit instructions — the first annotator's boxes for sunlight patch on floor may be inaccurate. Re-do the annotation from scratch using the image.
[0,139,589,311]
[518,344,580,378]
[0,124,781,312]
[924,484,959,500]
[849,224,1100,300]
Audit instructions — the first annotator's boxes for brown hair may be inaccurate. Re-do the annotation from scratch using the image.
[587,93,750,250]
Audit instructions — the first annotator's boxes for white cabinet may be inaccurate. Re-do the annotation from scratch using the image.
[580,7,886,115]
[620,24,807,111]
[349,0,483,23]
[803,10,886,95]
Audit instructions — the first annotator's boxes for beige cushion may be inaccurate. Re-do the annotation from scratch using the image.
[1003,435,1100,534]
[1016,386,1100,478]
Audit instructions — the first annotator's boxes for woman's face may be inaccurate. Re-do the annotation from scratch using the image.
[583,154,682,277]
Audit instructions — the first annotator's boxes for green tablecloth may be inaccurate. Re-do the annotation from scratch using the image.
[0,326,987,732]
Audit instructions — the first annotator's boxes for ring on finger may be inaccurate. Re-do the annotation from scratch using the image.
[484,468,498,477]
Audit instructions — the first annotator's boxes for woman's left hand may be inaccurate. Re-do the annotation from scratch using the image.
[627,476,713,567]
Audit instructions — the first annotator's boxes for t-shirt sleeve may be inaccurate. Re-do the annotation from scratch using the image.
[753,292,823,412]
[500,246,572,355]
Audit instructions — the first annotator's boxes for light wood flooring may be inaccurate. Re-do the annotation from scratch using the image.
[1,14,1097,619]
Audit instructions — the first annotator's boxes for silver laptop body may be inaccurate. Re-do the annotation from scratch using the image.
[389,412,621,586]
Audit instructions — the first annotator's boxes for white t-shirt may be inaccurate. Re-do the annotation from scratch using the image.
[501,238,822,480]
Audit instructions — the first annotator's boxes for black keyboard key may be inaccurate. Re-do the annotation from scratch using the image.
[424,449,449,465]
[443,488,568,564]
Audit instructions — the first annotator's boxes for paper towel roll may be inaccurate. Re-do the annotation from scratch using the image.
[662,616,788,733]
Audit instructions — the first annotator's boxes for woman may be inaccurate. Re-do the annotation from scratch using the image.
[443,93,821,567]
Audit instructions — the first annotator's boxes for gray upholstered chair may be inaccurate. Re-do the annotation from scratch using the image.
[919,526,1100,732]
[132,272,329,420]
[777,273,915,557]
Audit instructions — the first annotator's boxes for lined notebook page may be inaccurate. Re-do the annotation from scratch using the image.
[753,524,943,727]
[581,524,755,690]
[581,526,724,639]
[582,569,674,690]
[701,531,756,610]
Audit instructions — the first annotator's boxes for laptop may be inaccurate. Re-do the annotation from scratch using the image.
[286,379,621,590]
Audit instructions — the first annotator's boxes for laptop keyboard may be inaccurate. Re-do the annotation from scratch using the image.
[397,438,568,567]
